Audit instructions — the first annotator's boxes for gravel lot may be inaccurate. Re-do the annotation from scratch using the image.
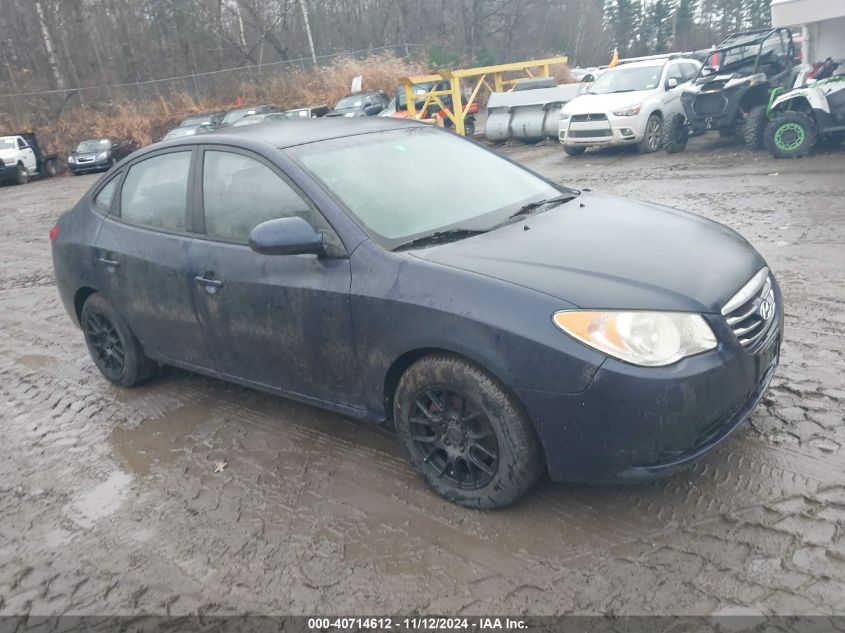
[0,136,843,617]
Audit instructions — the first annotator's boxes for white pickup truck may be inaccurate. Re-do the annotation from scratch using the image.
[0,133,59,185]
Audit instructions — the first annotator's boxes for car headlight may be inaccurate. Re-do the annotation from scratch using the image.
[559,111,571,120]
[552,310,717,367]
[96,151,109,161]
[67,156,75,164]
[612,104,642,117]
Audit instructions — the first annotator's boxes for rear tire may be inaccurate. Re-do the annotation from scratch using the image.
[563,145,586,156]
[637,114,663,153]
[464,117,476,137]
[45,159,57,177]
[15,163,29,185]
[764,112,816,158]
[81,293,157,387]
[662,114,689,153]
[394,354,544,509]
[743,104,768,150]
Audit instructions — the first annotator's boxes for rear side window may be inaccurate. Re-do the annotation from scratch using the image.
[201,150,312,242]
[94,178,118,212]
[120,152,191,232]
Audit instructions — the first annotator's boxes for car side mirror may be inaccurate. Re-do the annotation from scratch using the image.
[248,216,325,256]
[666,77,679,90]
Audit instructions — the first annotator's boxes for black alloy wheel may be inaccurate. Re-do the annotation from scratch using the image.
[408,387,499,489]
[80,293,157,387]
[82,308,127,381]
[394,354,544,509]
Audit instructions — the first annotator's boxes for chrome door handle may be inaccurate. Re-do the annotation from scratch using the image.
[98,256,120,267]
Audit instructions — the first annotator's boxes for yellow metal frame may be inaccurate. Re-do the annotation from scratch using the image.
[399,56,568,135]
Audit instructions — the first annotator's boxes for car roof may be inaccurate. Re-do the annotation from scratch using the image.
[613,58,672,70]
[195,117,426,149]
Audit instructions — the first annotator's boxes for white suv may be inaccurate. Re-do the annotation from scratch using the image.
[558,56,701,155]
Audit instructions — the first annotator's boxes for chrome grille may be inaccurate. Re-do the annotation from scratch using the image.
[722,267,777,351]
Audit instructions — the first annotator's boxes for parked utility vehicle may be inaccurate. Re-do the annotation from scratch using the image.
[764,57,845,157]
[663,28,796,152]
[0,133,60,185]
[558,55,701,155]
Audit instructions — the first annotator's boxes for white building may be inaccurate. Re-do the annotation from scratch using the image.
[771,0,845,62]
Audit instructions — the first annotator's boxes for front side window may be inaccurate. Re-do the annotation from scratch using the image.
[290,127,564,248]
[665,64,684,87]
[120,151,191,232]
[680,63,700,81]
[17,138,28,150]
[202,151,312,242]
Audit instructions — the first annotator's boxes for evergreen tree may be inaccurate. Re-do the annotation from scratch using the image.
[673,0,698,50]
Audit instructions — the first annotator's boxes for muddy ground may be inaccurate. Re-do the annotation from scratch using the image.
[0,136,843,617]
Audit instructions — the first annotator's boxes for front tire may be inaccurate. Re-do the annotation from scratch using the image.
[662,114,689,153]
[81,293,157,387]
[394,354,544,509]
[743,104,768,150]
[563,145,586,156]
[637,114,663,153]
[15,163,29,185]
[764,112,817,158]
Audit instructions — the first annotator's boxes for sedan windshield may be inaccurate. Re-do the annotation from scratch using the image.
[76,139,110,152]
[588,66,663,94]
[290,127,570,249]
[334,95,366,110]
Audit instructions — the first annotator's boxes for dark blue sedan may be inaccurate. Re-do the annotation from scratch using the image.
[50,118,782,508]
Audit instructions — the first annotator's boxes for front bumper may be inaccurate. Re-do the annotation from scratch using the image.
[518,284,784,483]
[559,113,648,147]
[69,158,111,173]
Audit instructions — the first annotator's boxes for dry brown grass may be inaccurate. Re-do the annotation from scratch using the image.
[0,53,570,162]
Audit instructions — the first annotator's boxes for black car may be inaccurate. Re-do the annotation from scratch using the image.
[326,91,389,117]
[50,119,782,509]
[67,138,133,175]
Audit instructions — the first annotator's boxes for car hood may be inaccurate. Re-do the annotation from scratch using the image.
[564,91,654,114]
[71,151,105,158]
[412,192,765,313]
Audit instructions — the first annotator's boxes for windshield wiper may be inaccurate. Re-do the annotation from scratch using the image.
[610,89,635,93]
[393,228,488,251]
[500,194,576,224]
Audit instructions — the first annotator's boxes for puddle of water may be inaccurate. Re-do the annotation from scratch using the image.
[110,402,219,475]
[72,470,133,528]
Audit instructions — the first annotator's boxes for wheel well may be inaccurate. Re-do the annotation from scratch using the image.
[74,287,97,323]
[776,96,813,116]
[383,348,440,419]
[740,86,768,112]
[650,109,663,120]
[382,347,512,421]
